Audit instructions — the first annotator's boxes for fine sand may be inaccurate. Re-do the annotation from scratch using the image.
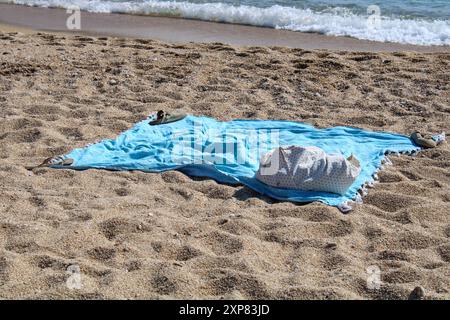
[0,28,449,299]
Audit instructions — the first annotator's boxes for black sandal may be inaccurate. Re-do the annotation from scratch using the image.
[26,156,74,170]
[149,110,186,126]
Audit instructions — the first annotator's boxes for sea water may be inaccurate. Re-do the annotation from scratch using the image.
[3,0,450,45]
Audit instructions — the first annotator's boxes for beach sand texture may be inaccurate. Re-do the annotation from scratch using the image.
[0,31,449,299]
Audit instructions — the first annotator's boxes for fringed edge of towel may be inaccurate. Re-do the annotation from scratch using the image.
[52,121,443,214]
[338,148,420,213]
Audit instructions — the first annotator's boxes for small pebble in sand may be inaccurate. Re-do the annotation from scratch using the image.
[409,286,425,300]
[218,218,228,225]
[108,79,118,85]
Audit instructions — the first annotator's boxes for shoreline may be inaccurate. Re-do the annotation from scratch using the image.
[1,3,449,52]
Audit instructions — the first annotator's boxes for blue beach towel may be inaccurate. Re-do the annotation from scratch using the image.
[59,115,420,208]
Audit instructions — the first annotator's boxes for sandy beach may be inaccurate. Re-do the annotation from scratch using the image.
[0,4,449,300]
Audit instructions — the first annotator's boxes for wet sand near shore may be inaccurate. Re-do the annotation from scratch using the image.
[0,6,449,300]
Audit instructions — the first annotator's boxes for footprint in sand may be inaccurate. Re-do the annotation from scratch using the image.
[322,251,350,271]
[0,62,38,76]
[169,186,194,201]
[300,205,338,222]
[310,219,354,238]
[437,244,450,263]
[161,171,189,184]
[378,171,404,183]
[34,254,68,271]
[349,54,379,62]
[10,118,43,130]
[150,264,181,295]
[5,239,39,254]
[5,128,42,143]
[364,191,419,212]
[0,257,9,286]
[29,196,46,208]
[87,247,116,261]
[376,250,410,262]
[382,267,421,284]
[152,274,177,295]
[399,169,423,181]
[205,231,244,255]
[208,273,269,299]
[151,241,202,261]
[124,260,142,272]
[99,217,146,241]
[59,127,83,141]
[175,245,202,261]
[196,182,235,200]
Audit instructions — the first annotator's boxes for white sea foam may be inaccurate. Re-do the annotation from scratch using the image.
[7,0,450,45]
